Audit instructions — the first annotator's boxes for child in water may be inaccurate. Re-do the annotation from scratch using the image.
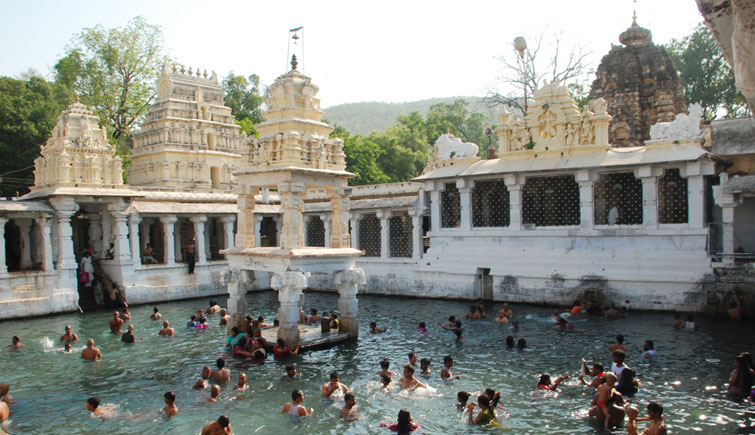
[537,373,569,390]
[457,391,470,409]
[636,402,666,435]
[625,405,639,435]
[419,358,432,375]
[593,372,617,429]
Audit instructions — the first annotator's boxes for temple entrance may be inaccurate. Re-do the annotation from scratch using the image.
[260,217,277,247]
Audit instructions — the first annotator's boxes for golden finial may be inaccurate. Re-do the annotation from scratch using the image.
[196,68,201,77]
[74,91,79,103]
[203,69,208,78]
[180,65,186,74]
[188,67,193,75]
[632,0,638,25]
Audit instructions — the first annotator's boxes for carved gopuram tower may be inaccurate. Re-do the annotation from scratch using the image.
[589,19,687,146]
[224,56,364,347]
[129,64,245,191]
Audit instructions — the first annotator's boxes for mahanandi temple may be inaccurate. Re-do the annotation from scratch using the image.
[1,17,754,331]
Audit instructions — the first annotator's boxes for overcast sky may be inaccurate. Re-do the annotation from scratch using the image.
[0,0,703,107]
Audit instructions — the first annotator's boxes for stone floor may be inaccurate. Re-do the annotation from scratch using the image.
[260,324,350,351]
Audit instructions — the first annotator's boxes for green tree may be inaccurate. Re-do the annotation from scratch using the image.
[222,72,265,136]
[330,125,390,185]
[425,100,495,158]
[54,16,167,142]
[666,23,749,119]
[0,77,73,196]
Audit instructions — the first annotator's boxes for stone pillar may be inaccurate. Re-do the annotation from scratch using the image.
[505,175,522,231]
[334,268,365,339]
[278,182,306,250]
[107,202,132,264]
[139,221,149,252]
[86,213,103,258]
[686,174,705,229]
[254,215,263,247]
[321,214,332,248]
[272,271,309,345]
[204,219,212,260]
[128,214,141,264]
[17,219,32,269]
[34,216,53,271]
[49,196,78,270]
[429,189,441,232]
[637,167,659,229]
[329,185,351,248]
[174,221,182,262]
[349,214,359,250]
[191,216,208,264]
[576,170,594,229]
[160,216,177,264]
[411,213,423,259]
[220,216,236,252]
[102,213,112,253]
[236,190,259,249]
[0,217,7,276]
[225,268,249,333]
[457,179,472,231]
[377,211,391,258]
[713,173,740,265]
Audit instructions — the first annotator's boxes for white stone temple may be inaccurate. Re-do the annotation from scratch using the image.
[0,28,753,320]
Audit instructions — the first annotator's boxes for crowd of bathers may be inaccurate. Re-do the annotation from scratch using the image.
[1,296,753,435]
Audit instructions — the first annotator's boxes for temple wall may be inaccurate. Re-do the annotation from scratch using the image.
[0,270,78,319]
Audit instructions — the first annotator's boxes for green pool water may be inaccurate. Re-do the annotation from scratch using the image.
[1,291,753,434]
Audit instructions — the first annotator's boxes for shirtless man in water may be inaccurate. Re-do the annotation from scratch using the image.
[109,312,124,334]
[85,397,113,417]
[193,366,212,389]
[233,373,247,391]
[219,309,230,326]
[162,392,178,416]
[399,364,426,392]
[7,336,24,349]
[81,339,102,361]
[321,371,350,398]
[0,400,9,426]
[60,325,79,342]
[201,415,231,435]
[0,383,14,404]
[159,321,175,337]
[212,358,231,383]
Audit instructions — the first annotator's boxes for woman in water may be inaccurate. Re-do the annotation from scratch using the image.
[380,408,419,433]
[456,391,470,409]
[729,354,754,399]
[537,373,569,390]
[466,394,499,426]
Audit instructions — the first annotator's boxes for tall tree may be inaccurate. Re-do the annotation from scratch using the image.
[330,125,389,186]
[222,72,265,136]
[666,23,749,119]
[0,77,72,196]
[54,16,167,143]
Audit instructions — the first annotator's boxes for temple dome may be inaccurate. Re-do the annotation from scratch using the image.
[619,20,653,47]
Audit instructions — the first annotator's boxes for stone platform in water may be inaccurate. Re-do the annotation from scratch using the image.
[260,324,350,351]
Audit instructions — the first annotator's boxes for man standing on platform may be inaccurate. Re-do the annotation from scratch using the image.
[186,239,196,274]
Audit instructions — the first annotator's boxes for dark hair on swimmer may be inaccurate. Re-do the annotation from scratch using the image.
[506,336,514,347]
[273,319,279,326]
[210,300,216,306]
[408,352,416,359]
[380,359,390,369]
[381,374,391,384]
[164,391,175,402]
[292,389,303,401]
[645,340,654,350]
[253,349,265,360]
[538,374,551,386]
[469,305,476,312]
[593,362,604,372]
[420,358,431,367]
[616,334,624,344]
[397,409,412,432]
[443,355,453,365]
[153,306,159,313]
[216,358,225,369]
[231,326,239,334]
[404,364,414,375]
[286,364,295,372]
[418,322,426,329]
[573,299,581,307]
[517,338,526,349]
[277,338,285,347]
[258,316,264,322]
[344,392,355,402]
[448,315,456,322]
[330,371,339,380]
[457,391,470,404]
[455,320,462,328]
[477,394,493,413]
[87,397,100,409]
[485,388,501,407]
[310,308,317,315]
[647,402,663,415]
[370,322,377,328]
[217,415,230,427]
[191,315,197,321]
[613,350,626,362]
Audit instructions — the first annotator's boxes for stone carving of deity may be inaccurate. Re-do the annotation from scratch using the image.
[314,142,327,169]
[511,124,523,151]
[579,117,595,145]
[566,122,578,146]
[538,110,557,138]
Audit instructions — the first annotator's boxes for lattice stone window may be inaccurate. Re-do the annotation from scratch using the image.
[472,178,510,227]
[658,168,688,224]
[389,212,413,257]
[359,214,381,257]
[523,175,580,227]
[594,172,642,225]
[306,216,325,247]
[441,183,461,228]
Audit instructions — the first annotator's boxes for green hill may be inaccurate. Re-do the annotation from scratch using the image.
[323,96,495,136]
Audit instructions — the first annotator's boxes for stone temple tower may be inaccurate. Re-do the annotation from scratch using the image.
[589,18,687,146]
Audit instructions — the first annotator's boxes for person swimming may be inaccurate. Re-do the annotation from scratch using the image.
[282,389,313,421]
[537,373,569,390]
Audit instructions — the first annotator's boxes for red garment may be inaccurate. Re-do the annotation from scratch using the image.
[273,346,291,361]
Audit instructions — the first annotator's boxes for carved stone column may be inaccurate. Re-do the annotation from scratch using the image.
[107,202,132,264]
[49,196,78,270]
[334,268,365,338]
[160,216,177,264]
[684,165,705,229]
[278,182,306,250]
[191,216,208,264]
[16,219,32,269]
[86,213,103,258]
[0,217,7,275]
[220,216,236,252]
[254,215,263,247]
[34,216,53,271]
[329,185,351,248]
[236,189,259,249]
[377,211,391,258]
[225,268,249,333]
[713,173,740,265]
[637,166,659,229]
[576,170,595,229]
[321,214,332,248]
[505,175,523,231]
[429,189,441,232]
[349,213,359,250]
[272,271,309,345]
[457,179,472,231]
[411,213,423,259]
[128,214,141,264]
